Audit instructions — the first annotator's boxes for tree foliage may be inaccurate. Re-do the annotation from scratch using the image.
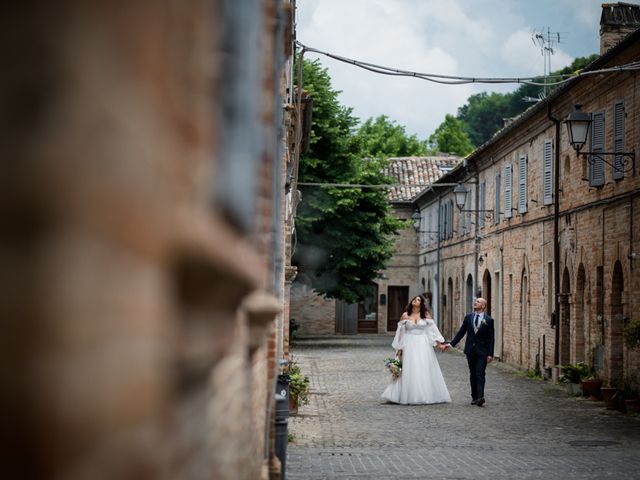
[353,115,427,158]
[456,54,599,147]
[428,114,474,156]
[294,59,408,303]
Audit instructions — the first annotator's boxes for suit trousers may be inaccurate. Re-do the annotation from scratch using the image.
[466,349,488,400]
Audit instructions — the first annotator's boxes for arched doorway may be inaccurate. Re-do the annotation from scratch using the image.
[483,269,492,316]
[466,274,473,314]
[608,261,624,379]
[560,267,571,366]
[520,269,529,367]
[574,264,586,363]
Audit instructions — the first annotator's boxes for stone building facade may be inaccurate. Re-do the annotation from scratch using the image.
[291,155,461,335]
[416,7,640,383]
[1,1,298,479]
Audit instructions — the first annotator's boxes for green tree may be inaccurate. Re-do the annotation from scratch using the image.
[353,115,427,158]
[456,54,599,147]
[294,59,407,303]
[428,114,474,156]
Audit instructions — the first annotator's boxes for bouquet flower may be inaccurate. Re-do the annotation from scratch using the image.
[384,356,402,380]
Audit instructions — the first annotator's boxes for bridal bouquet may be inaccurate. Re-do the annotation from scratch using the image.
[383,356,402,380]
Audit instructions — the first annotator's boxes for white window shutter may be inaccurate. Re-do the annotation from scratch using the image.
[612,101,625,181]
[504,164,512,219]
[518,154,528,214]
[495,172,501,224]
[543,140,553,205]
[589,111,605,187]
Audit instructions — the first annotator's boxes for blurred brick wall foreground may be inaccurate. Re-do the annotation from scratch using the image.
[0,1,295,479]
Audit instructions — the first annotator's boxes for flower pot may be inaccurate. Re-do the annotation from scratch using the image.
[581,379,603,400]
[624,398,640,414]
[599,387,618,409]
[566,382,582,396]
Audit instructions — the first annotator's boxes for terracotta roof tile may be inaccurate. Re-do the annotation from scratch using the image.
[384,155,463,202]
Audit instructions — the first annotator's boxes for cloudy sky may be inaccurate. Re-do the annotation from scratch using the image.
[296,0,610,139]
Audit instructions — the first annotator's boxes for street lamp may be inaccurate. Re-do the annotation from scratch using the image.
[411,209,421,232]
[453,182,468,210]
[564,104,591,153]
[565,104,635,174]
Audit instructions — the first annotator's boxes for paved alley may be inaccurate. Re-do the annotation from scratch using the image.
[287,335,640,480]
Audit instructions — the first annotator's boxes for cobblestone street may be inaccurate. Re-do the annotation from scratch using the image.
[287,335,640,480]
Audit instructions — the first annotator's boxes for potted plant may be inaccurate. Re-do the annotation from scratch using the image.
[581,373,603,400]
[615,373,640,414]
[559,363,585,395]
[600,380,620,410]
[283,358,310,415]
[624,317,640,351]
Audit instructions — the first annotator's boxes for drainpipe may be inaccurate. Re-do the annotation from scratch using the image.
[474,168,480,297]
[547,103,561,369]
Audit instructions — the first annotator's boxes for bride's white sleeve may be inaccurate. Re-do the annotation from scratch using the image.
[427,320,445,346]
[391,320,407,351]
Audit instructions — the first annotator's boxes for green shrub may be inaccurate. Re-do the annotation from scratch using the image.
[624,318,640,350]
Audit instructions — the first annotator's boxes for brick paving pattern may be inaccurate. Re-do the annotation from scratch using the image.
[287,335,640,479]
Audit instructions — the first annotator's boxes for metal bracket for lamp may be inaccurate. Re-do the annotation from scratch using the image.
[576,150,636,175]
[565,103,636,175]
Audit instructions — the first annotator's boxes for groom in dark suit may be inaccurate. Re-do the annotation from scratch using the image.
[447,297,495,407]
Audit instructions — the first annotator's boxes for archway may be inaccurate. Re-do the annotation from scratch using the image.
[520,269,529,367]
[574,264,586,363]
[560,267,571,366]
[466,274,474,314]
[447,277,454,339]
[483,269,492,316]
[608,261,624,379]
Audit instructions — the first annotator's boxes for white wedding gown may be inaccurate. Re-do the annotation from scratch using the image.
[381,319,451,405]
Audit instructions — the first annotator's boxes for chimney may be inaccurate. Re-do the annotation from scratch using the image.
[600,2,640,54]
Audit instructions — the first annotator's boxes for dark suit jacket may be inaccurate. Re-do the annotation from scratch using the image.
[450,313,495,357]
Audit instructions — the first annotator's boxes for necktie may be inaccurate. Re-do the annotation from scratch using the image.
[474,314,479,331]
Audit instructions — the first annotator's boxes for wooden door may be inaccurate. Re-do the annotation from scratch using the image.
[387,286,409,331]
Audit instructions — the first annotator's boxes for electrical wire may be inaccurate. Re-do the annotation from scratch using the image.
[296,41,640,87]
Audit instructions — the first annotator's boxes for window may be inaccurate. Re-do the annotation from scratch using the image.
[479,181,486,229]
[518,154,528,214]
[612,101,625,181]
[504,164,512,219]
[589,111,605,187]
[494,172,501,225]
[543,140,553,205]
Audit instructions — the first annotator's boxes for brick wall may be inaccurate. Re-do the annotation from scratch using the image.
[418,35,640,380]
[0,1,295,479]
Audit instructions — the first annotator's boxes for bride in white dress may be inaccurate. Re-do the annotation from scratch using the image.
[381,296,451,405]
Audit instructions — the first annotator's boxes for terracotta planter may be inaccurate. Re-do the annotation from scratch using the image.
[599,387,618,409]
[581,379,603,400]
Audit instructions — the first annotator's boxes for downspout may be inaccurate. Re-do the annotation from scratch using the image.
[474,168,480,297]
[547,103,561,368]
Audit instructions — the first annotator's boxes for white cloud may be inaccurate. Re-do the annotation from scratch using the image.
[297,0,603,139]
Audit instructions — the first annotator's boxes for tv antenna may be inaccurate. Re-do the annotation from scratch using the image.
[531,27,563,97]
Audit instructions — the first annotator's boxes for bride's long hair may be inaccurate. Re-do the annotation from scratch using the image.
[405,295,431,319]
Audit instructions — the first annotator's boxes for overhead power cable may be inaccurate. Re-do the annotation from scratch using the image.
[296,41,640,87]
